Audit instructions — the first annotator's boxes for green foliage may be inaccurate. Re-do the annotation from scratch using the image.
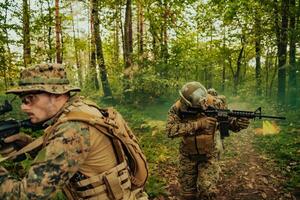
[146,175,167,198]
[52,191,66,200]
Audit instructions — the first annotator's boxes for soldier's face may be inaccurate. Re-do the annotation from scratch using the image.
[20,93,60,123]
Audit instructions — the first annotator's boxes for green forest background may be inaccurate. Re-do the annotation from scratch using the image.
[0,0,299,199]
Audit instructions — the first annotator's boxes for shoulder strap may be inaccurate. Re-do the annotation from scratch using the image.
[61,110,126,164]
[58,111,117,137]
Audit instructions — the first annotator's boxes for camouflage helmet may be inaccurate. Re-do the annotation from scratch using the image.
[6,63,81,95]
[179,81,208,108]
[207,88,218,96]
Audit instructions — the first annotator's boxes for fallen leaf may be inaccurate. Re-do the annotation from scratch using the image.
[261,177,269,184]
[261,192,267,199]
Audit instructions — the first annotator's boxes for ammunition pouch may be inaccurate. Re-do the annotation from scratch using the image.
[63,162,131,200]
[182,134,214,155]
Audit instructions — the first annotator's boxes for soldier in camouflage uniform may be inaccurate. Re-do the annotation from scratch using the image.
[166,82,249,200]
[0,63,148,200]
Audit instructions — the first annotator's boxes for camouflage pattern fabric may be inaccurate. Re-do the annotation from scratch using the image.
[0,96,125,199]
[166,95,245,200]
[178,153,221,200]
[6,63,80,94]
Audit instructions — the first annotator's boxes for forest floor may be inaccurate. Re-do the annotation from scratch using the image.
[146,101,299,200]
[152,130,298,200]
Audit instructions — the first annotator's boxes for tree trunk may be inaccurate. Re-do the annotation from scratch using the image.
[39,0,47,55]
[221,28,226,92]
[23,0,31,68]
[3,0,12,89]
[70,3,83,88]
[55,0,62,63]
[92,0,112,97]
[255,10,262,96]
[161,1,169,63]
[124,0,133,69]
[234,46,244,95]
[229,35,245,96]
[90,0,99,90]
[47,0,52,62]
[265,51,270,97]
[113,2,120,66]
[137,0,144,64]
[149,21,159,60]
[288,0,297,107]
[275,0,289,105]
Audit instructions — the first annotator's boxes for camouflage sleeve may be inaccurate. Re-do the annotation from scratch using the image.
[166,104,198,138]
[0,121,90,199]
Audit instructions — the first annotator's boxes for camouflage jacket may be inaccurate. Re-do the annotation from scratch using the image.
[0,96,118,199]
[166,97,243,156]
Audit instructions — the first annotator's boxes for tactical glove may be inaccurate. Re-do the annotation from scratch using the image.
[195,117,217,132]
[236,118,250,129]
[0,133,33,157]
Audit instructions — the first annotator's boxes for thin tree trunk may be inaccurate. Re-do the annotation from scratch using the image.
[161,1,169,63]
[39,0,47,54]
[70,3,83,88]
[113,1,120,66]
[119,3,125,65]
[124,0,133,69]
[149,21,159,60]
[221,27,226,92]
[92,0,112,97]
[255,10,262,96]
[265,51,270,97]
[288,0,297,107]
[137,0,144,64]
[23,0,31,68]
[233,45,244,95]
[47,0,52,62]
[230,35,245,96]
[55,0,62,63]
[4,0,12,89]
[90,0,99,90]
[270,57,278,97]
[275,0,289,105]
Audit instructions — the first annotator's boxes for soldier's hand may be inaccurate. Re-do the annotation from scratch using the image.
[236,118,250,129]
[195,117,217,132]
[0,133,33,157]
[0,166,8,175]
[0,144,16,157]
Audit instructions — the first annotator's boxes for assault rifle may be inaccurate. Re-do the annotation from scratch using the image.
[0,100,45,160]
[181,106,286,139]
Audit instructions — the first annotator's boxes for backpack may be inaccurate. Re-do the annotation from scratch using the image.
[59,107,149,189]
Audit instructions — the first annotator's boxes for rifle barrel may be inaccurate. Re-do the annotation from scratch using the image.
[259,115,286,120]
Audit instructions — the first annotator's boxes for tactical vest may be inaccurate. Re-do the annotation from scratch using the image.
[176,95,222,156]
[47,103,149,199]
[3,99,148,200]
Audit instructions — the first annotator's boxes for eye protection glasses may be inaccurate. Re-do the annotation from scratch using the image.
[19,93,45,106]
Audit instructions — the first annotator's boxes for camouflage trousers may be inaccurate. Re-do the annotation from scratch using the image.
[178,152,221,200]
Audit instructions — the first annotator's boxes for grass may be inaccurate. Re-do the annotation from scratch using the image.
[253,127,300,190]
